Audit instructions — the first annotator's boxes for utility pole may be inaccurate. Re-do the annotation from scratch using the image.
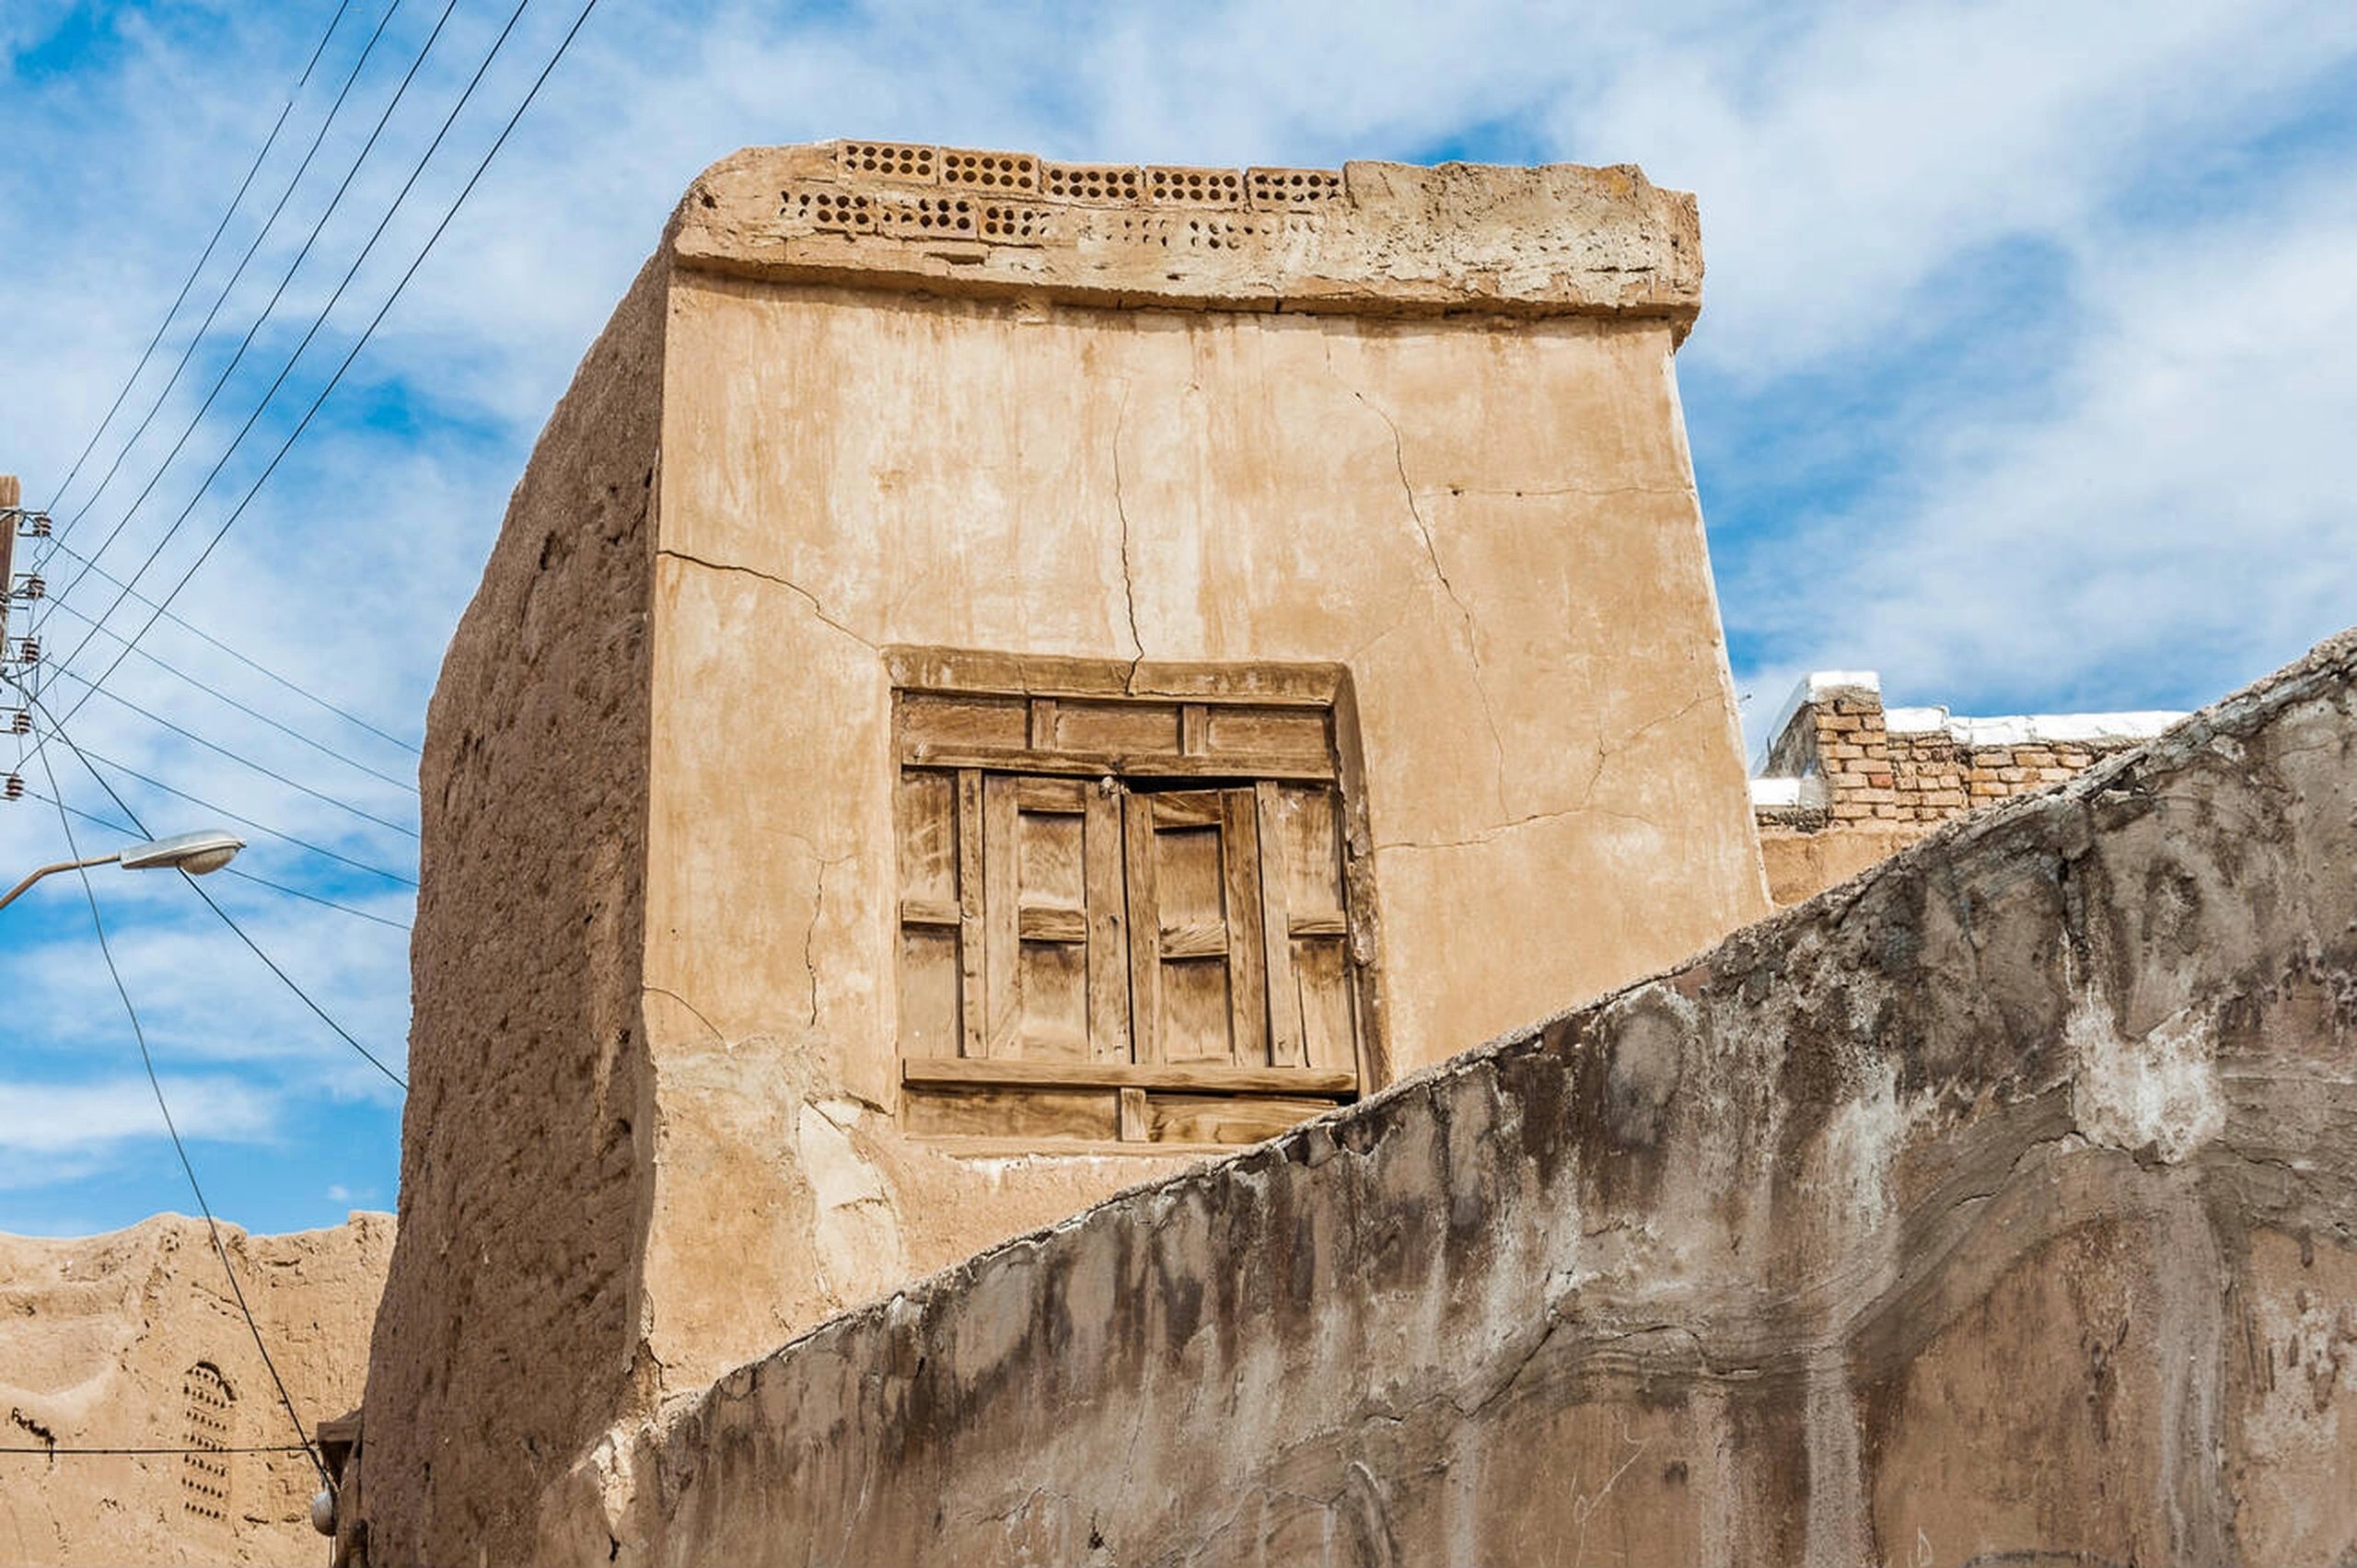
[3,472,41,799]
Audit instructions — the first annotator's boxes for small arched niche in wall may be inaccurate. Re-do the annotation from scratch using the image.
[888,649,1382,1151]
[180,1360,235,1532]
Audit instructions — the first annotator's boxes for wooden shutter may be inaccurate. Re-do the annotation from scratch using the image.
[980,774,1132,1061]
[1123,788,1271,1066]
[1253,782,1360,1074]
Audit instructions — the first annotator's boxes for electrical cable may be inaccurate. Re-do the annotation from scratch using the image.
[35,0,481,675]
[43,0,412,558]
[42,0,606,737]
[0,1445,316,1458]
[31,706,412,1091]
[23,788,413,934]
[40,585,420,762]
[67,742,419,889]
[30,741,332,1491]
[42,0,361,519]
[49,667,420,838]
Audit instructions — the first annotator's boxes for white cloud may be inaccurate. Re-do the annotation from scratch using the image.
[0,1075,275,1160]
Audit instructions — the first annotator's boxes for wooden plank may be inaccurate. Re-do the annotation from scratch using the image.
[1202,705,1330,768]
[1179,703,1209,757]
[1017,903,1087,943]
[898,929,960,1059]
[1122,794,1161,1064]
[894,771,958,903]
[883,645,1347,709]
[890,746,1335,783]
[902,1086,1118,1141]
[1027,696,1058,749]
[899,896,960,929]
[1118,1086,1149,1143]
[1144,1094,1340,1145]
[1158,921,1228,960]
[1255,782,1304,1068]
[982,773,1020,1059]
[956,770,986,1060]
[900,692,1027,759]
[1083,784,1131,1063]
[1221,788,1268,1068]
[1287,912,1348,938]
[1149,792,1224,828]
[1057,699,1180,758]
[902,1057,1358,1096]
[1014,774,1087,812]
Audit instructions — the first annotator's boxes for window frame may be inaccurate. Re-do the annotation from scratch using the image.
[886,647,1386,1149]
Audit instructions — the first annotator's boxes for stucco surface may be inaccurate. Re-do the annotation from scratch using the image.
[0,1213,389,1566]
[355,255,669,1562]
[618,626,2357,1567]
[358,144,1767,1565]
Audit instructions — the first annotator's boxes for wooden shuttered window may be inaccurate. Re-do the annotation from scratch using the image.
[892,661,1369,1148]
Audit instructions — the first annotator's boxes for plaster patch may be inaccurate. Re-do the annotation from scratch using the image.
[2067,998,2224,1162]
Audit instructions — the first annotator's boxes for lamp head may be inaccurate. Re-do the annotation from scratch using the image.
[119,829,245,876]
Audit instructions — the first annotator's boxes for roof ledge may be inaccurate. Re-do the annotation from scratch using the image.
[666,140,1703,331]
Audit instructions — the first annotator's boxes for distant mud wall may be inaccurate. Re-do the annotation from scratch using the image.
[628,628,2357,1567]
[0,1214,390,1567]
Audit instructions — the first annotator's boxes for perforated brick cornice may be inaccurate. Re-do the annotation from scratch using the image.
[668,140,1703,329]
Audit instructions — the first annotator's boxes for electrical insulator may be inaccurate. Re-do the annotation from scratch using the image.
[10,574,41,600]
[5,709,27,735]
[17,512,49,539]
[7,637,36,665]
[3,774,22,802]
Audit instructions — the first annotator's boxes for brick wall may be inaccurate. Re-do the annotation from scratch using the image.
[1753,674,2178,903]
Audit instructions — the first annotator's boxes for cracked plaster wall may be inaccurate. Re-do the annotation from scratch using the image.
[630,271,1765,1407]
[621,627,2357,1568]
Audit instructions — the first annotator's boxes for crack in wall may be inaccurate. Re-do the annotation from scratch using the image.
[1348,387,1511,817]
[802,853,852,1031]
[1109,383,1147,691]
[656,547,873,650]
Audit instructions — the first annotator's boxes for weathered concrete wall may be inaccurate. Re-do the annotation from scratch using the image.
[356,256,669,1561]
[0,1213,389,1566]
[625,627,2357,1567]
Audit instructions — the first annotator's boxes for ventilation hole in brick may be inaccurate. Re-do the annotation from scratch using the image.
[840,142,935,180]
[1145,166,1244,205]
[1246,167,1343,208]
[980,203,1053,241]
[941,150,1040,192]
[1041,162,1144,203]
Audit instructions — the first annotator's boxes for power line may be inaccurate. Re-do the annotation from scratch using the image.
[68,740,419,889]
[43,0,606,736]
[49,667,420,839]
[39,577,420,761]
[44,0,411,558]
[43,0,362,518]
[23,787,412,933]
[31,707,412,1090]
[36,0,483,686]
[1,1446,315,1457]
[30,742,331,1492]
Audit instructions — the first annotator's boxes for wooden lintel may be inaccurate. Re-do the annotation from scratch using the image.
[903,1057,1356,1097]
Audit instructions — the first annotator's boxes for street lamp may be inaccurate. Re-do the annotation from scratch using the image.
[0,829,246,912]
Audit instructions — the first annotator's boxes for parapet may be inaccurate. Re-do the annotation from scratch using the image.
[668,139,1702,329]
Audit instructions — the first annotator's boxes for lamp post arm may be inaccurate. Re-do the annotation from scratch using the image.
[0,852,123,912]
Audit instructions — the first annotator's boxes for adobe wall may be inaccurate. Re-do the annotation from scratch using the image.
[356,256,669,1559]
[621,625,2357,1567]
[359,142,1768,1565]
[632,142,1764,1400]
[0,1213,390,1566]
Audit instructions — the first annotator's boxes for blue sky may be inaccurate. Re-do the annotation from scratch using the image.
[2,0,2354,1237]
